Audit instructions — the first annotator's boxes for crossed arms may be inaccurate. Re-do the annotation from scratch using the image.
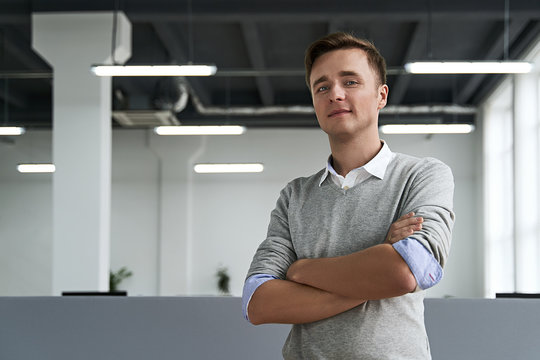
[247,213,423,325]
[245,158,454,325]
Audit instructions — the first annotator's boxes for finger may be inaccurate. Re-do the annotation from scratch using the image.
[388,215,423,234]
[396,212,415,222]
[387,223,423,244]
[392,212,418,226]
[394,216,423,229]
[385,213,424,244]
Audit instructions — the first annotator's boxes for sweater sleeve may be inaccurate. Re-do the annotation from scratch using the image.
[400,158,455,268]
[245,183,298,280]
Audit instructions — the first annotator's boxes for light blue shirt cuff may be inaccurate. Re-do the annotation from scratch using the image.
[392,237,443,290]
[242,274,278,322]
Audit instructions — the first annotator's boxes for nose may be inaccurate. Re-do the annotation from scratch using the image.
[329,84,345,102]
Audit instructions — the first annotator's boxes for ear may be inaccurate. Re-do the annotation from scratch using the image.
[377,84,389,110]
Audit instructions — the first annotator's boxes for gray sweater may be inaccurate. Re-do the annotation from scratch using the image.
[247,153,455,359]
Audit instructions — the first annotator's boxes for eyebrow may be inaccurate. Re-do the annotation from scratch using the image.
[339,70,361,78]
[311,75,328,90]
[311,70,362,90]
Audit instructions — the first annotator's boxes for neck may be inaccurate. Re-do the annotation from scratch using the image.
[329,132,382,176]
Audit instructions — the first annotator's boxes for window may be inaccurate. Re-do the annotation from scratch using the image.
[483,39,540,296]
[483,81,514,296]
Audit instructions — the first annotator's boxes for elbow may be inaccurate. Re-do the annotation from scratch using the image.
[397,268,417,293]
[250,316,264,326]
[247,304,267,326]
[387,258,417,294]
[384,243,418,294]
[246,297,267,326]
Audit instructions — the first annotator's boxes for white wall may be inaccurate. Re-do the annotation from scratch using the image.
[0,127,481,297]
[0,132,53,295]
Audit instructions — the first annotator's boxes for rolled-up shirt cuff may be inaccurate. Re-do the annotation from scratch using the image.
[242,274,279,322]
[392,237,443,290]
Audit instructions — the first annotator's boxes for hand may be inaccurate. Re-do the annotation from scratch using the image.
[385,212,423,244]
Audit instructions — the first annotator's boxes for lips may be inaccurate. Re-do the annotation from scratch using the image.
[328,109,352,117]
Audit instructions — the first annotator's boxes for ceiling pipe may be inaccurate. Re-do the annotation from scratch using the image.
[381,104,476,115]
[189,88,314,116]
[188,86,476,116]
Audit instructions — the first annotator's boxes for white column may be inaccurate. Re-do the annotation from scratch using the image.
[513,73,539,292]
[32,12,131,294]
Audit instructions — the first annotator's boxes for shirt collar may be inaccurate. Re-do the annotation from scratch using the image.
[319,140,394,186]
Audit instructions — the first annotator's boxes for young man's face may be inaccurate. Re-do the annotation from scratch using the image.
[309,48,388,140]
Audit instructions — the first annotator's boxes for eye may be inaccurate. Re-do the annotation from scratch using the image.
[316,85,329,93]
[345,80,359,86]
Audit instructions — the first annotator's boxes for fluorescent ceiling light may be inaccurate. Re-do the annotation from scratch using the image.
[404,61,533,74]
[17,163,56,173]
[380,124,475,134]
[194,163,264,174]
[0,127,25,135]
[91,64,217,76]
[154,125,246,135]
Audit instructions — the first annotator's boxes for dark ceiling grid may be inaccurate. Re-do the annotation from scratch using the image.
[457,18,529,104]
[389,21,428,106]
[470,20,540,105]
[0,78,25,109]
[1,0,540,129]
[151,21,211,105]
[0,28,31,108]
[241,21,274,106]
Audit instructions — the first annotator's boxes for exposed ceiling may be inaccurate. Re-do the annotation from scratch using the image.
[1,0,540,129]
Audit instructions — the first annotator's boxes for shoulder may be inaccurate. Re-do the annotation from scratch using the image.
[392,153,452,175]
[283,168,326,194]
[389,153,454,189]
[273,169,326,209]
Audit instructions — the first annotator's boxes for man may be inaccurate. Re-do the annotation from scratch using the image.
[242,32,454,359]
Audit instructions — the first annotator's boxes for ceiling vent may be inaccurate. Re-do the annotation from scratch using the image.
[112,110,180,127]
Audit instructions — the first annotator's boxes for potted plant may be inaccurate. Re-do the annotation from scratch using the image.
[109,266,133,293]
[216,266,230,295]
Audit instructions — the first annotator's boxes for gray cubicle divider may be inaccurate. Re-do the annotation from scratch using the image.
[1,297,539,359]
[424,298,540,360]
[0,296,288,360]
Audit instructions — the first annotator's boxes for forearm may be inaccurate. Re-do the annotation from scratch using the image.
[248,279,365,325]
[287,243,417,300]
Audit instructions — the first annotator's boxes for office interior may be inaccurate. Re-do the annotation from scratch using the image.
[1,1,540,359]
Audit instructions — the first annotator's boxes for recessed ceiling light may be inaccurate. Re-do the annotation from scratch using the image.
[0,127,26,136]
[17,164,56,173]
[404,61,532,74]
[194,163,264,173]
[91,64,217,77]
[154,125,246,136]
[380,124,475,134]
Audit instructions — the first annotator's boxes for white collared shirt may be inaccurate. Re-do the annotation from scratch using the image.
[319,140,395,189]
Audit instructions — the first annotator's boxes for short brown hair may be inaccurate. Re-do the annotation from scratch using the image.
[304,32,387,89]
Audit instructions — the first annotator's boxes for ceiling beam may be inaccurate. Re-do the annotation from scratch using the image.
[328,20,341,34]
[2,27,49,71]
[241,22,274,106]
[126,7,540,24]
[0,81,28,109]
[470,20,540,105]
[456,18,529,104]
[389,21,427,105]
[9,11,537,26]
[0,27,49,109]
[4,0,540,24]
[152,22,212,105]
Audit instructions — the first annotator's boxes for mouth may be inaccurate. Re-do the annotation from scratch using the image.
[328,109,352,117]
